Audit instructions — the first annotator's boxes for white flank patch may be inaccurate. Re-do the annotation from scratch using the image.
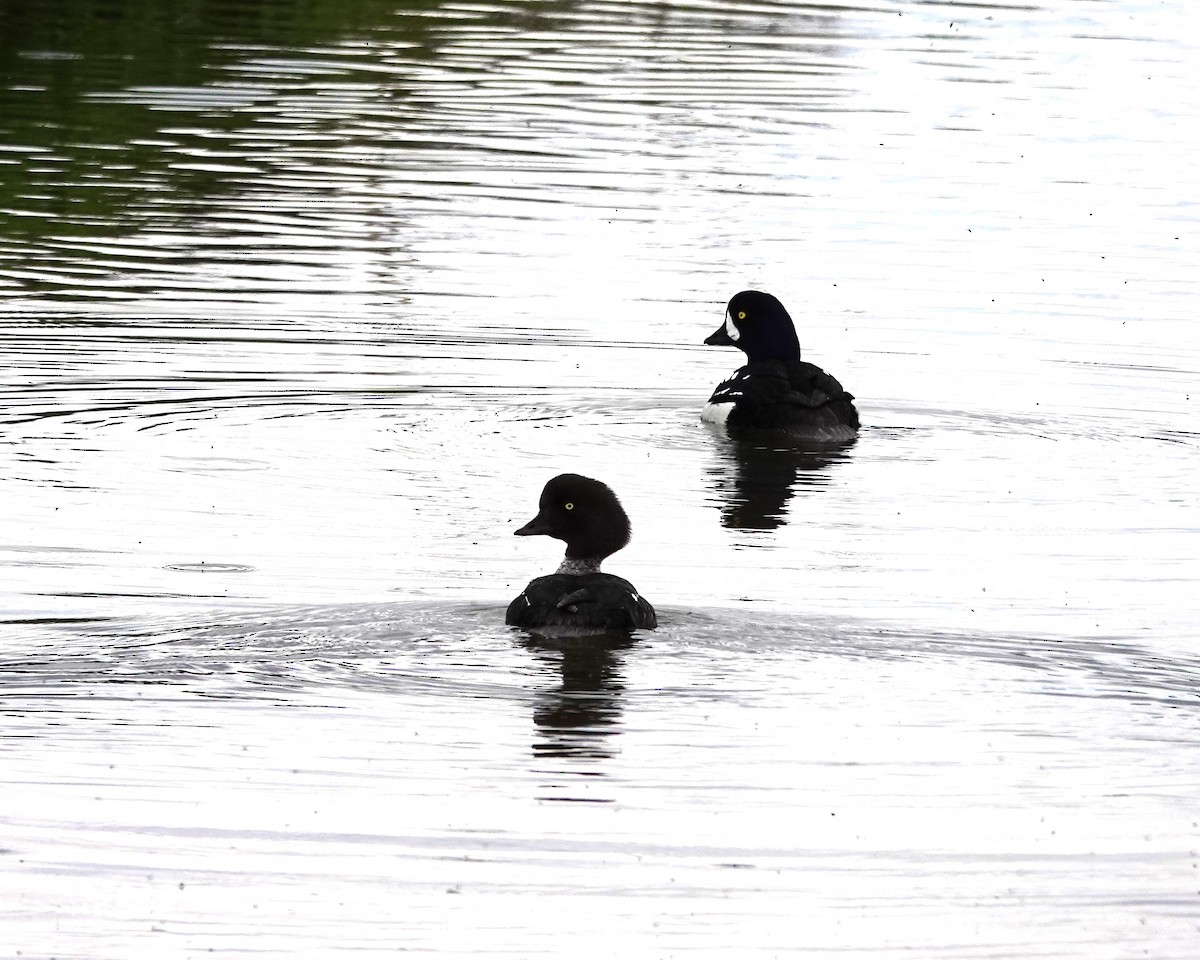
[701,401,732,424]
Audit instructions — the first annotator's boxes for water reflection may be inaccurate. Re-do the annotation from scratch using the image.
[519,633,633,772]
[704,427,854,529]
[0,0,853,260]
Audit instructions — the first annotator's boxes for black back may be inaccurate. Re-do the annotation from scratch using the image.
[707,359,860,438]
[507,573,657,633]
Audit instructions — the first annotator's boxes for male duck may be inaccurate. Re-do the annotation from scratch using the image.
[506,474,657,632]
[702,290,860,441]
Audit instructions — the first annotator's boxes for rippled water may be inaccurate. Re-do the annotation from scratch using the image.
[2,0,1198,956]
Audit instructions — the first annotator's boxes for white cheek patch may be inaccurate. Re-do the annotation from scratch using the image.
[724,311,740,341]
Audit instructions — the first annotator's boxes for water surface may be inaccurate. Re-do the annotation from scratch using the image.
[2,0,1198,956]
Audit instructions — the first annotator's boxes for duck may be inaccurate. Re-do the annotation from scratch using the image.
[506,473,657,633]
[701,290,860,442]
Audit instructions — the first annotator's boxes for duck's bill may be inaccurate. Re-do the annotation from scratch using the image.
[703,313,737,346]
[514,514,552,536]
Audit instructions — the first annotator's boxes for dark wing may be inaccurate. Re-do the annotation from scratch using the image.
[506,574,656,632]
[710,361,859,435]
[785,360,855,408]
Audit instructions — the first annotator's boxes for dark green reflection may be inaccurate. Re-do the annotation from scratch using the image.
[0,0,440,245]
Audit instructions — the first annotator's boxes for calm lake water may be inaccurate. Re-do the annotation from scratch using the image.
[2,0,1198,956]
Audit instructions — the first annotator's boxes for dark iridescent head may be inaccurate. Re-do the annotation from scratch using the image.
[704,290,801,363]
[514,473,632,562]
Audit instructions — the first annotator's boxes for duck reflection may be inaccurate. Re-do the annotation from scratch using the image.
[705,429,855,530]
[518,633,634,763]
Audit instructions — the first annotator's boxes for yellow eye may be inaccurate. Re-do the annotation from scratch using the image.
[737,310,746,320]
[564,502,574,510]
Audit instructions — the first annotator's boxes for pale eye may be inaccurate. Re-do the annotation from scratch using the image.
[737,310,746,320]
[564,502,574,510]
